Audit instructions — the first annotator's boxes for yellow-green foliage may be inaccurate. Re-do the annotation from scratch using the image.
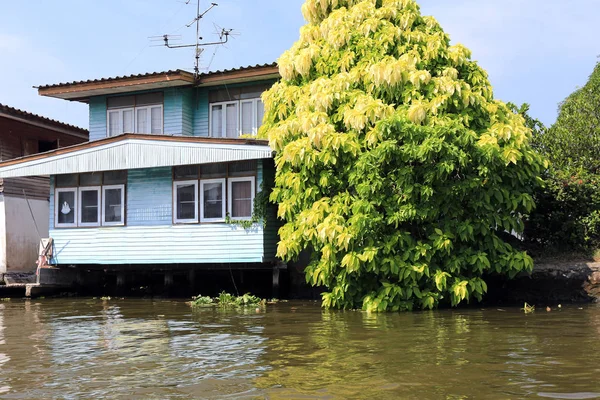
[259,0,546,311]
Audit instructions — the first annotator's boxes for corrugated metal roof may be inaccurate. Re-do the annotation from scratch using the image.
[198,62,278,78]
[0,134,273,178]
[37,69,194,90]
[0,103,88,135]
[37,63,278,90]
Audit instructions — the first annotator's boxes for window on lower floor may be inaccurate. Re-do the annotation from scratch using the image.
[78,187,101,227]
[173,180,198,223]
[102,185,125,226]
[54,172,127,228]
[56,188,77,228]
[200,178,226,222]
[172,162,257,225]
[228,177,255,219]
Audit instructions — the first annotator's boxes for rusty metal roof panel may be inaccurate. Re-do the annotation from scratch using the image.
[0,103,88,135]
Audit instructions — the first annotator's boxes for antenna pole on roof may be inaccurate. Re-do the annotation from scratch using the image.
[151,0,234,78]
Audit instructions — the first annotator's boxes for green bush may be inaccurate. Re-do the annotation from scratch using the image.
[525,169,600,251]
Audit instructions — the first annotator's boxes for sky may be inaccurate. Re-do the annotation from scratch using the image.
[0,0,598,129]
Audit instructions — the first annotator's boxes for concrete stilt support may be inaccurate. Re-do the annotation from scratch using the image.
[272,267,280,299]
[164,272,174,287]
[116,272,126,287]
[188,270,196,293]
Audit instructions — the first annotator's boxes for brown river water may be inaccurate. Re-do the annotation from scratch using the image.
[0,299,599,399]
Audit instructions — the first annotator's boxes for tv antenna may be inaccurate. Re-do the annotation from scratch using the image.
[149,0,233,77]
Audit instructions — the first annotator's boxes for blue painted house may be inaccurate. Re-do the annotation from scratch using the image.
[0,64,284,292]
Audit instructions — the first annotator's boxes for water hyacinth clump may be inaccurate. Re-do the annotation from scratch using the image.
[259,0,546,311]
[190,293,265,308]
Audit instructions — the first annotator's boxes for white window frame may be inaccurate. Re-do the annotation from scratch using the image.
[173,180,199,224]
[200,178,226,223]
[78,186,101,227]
[209,99,263,138]
[102,184,126,226]
[107,104,163,136]
[227,177,256,220]
[55,188,78,228]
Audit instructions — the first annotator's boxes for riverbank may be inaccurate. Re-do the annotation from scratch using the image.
[486,259,600,306]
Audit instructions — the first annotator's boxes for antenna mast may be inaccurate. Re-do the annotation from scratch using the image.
[151,0,233,77]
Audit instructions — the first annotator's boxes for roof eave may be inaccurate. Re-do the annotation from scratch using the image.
[38,71,196,103]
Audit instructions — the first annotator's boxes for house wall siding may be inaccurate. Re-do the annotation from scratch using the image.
[48,165,273,265]
[89,96,107,141]
[192,89,209,137]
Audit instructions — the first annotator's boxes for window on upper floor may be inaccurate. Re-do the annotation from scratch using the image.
[107,92,163,137]
[208,84,270,138]
[55,171,127,228]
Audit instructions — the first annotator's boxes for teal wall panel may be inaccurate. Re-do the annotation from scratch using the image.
[126,167,172,226]
[192,89,209,137]
[89,96,107,141]
[163,88,183,135]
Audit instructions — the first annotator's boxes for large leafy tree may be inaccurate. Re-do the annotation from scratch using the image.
[259,0,546,311]
[539,62,600,174]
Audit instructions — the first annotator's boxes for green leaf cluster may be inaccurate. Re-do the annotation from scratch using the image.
[259,0,545,311]
[519,63,600,252]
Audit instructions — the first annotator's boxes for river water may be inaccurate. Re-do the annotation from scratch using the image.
[0,299,599,399]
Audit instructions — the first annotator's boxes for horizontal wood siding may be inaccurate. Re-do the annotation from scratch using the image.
[127,167,172,226]
[182,88,193,136]
[89,96,107,141]
[2,176,49,200]
[163,89,183,135]
[49,225,265,264]
[192,89,209,137]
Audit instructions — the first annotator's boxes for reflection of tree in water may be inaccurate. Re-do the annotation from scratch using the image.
[255,306,600,399]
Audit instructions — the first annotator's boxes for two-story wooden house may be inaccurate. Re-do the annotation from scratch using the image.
[0,64,283,294]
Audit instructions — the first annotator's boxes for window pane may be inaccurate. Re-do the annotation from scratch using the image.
[136,108,148,133]
[103,170,127,185]
[104,188,123,223]
[57,191,76,225]
[56,174,78,187]
[108,111,120,136]
[174,165,199,179]
[256,99,265,130]
[177,184,196,220]
[200,163,227,178]
[151,107,162,134]
[81,190,99,224]
[231,181,252,218]
[123,109,134,133]
[80,172,102,186]
[203,182,223,219]
[225,103,238,138]
[241,101,253,135]
[211,105,222,137]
